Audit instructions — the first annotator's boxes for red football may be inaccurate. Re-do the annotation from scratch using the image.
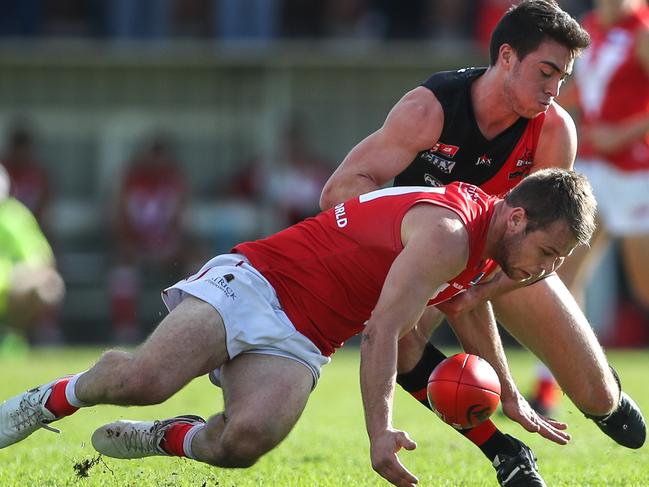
[427,353,501,430]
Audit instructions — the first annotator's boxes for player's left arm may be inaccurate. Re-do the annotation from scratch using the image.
[582,29,649,154]
[446,302,571,445]
[361,206,468,487]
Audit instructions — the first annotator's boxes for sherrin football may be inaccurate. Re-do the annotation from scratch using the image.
[427,353,501,430]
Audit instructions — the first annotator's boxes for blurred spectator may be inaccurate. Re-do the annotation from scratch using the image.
[173,0,212,38]
[323,0,384,39]
[43,0,93,37]
[375,0,428,39]
[0,164,65,357]
[1,122,50,226]
[422,0,471,41]
[213,0,280,42]
[109,134,189,343]
[0,0,44,37]
[232,116,331,229]
[474,0,510,54]
[94,0,172,39]
[281,0,327,38]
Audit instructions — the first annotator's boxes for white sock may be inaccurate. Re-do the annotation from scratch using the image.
[65,372,91,408]
[183,423,206,460]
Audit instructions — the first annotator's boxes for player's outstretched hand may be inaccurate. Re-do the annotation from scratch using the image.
[370,428,418,487]
[502,390,571,445]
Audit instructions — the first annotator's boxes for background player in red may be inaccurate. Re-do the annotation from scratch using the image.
[0,169,594,487]
[1,122,50,226]
[558,0,649,343]
[320,0,645,481]
[109,133,189,343]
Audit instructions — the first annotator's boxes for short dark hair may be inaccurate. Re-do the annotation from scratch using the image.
[489,0,590,66]
[504,168,596,246]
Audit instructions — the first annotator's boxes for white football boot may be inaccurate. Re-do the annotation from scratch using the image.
[0,379,61,448]
[92,415,205,459]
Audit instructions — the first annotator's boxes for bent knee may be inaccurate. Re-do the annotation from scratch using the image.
[573,376,619,416]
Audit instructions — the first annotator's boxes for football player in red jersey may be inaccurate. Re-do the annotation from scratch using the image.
[0,169,594,487]
[320,0,645,484]
[558,0,649,342]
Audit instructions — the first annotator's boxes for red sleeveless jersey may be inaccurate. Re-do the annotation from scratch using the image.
[233,183,499,356]
[576,7,649,171]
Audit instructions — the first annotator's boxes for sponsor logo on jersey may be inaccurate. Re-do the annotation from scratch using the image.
[476,154,492,167]
[209,275,237,300]
[424,173,444,187]
[509,148,534,179]
[421,151,456,174]
[452,282,464,290]
[515,148,533,167]
[431,142,460,158]
[334,202,348,228]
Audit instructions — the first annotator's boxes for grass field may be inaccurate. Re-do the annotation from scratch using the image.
[0,347,647,486]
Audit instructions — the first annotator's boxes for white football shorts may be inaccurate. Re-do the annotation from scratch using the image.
[162,253,330,389]
[577,158,649,237]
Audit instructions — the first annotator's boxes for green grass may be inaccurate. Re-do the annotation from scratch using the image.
[0,347,647,486]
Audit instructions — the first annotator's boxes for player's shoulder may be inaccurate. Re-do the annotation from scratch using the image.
[404,202,469,247]
[421,67,485,94]
[535,102,577,169]
[385,86,443,145]
[540,101,576,141]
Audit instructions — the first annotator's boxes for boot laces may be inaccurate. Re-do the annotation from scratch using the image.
[10,388,60,434]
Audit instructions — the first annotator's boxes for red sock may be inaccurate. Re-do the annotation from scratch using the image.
[160,423,194,457]
[44,377,79,418]
[464,419,497,446]
[535,377,561,411]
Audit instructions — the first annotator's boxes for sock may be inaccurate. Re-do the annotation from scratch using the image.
[45,377,80,418]
[462,421,518,461]
[531,366,561,413]
[161,422,205,457]
[396,342,447,409]
[535,377,561,411]
[66,372,91,407]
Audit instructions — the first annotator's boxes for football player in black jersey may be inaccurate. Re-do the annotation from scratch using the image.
[321,1,645,487]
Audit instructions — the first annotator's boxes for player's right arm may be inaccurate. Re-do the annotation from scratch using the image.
[319,87,444,210]
[360,205,468,487]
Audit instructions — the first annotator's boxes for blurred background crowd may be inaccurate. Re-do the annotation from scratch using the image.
[0,0,591,43]
[0,0,646,352]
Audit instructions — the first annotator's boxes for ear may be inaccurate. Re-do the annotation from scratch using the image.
[507,207,527,234]
[499,44,515,69]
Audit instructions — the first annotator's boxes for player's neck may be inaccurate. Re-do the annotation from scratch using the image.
[471,68,520,141]
[483,200,507,260]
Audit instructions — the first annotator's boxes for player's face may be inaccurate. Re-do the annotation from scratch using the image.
[503,39,574,118]
[495,219,578,282]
